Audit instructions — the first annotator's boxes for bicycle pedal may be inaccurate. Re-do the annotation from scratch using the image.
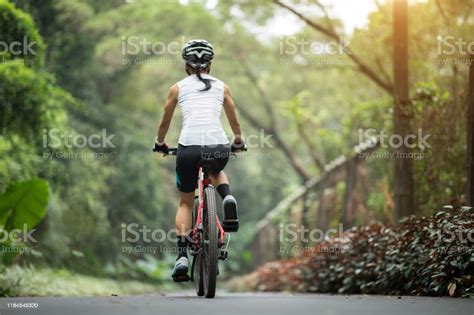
[172,274,190,282]
[218,249,228,260]
[222,220,239,232]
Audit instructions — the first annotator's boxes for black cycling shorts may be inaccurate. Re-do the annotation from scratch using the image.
[175,144,231,192]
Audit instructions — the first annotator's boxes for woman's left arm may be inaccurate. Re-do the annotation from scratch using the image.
[156,84,179,143]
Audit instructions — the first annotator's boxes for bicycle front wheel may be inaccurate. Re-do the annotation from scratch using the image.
[202,186,218,298]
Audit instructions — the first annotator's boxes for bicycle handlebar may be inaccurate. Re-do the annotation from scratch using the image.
[231,145,247,153]
[152,147,177,155]
[153,146,247,156]
[166,148,178,155]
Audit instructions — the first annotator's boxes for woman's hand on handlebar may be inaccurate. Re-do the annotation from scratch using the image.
[152,138,169,154]
[231,139,247,153]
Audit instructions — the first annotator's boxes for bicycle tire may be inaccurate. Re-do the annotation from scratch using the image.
[192,197,204,296]
[203,186,218,298]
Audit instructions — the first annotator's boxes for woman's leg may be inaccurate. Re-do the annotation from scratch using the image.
[209,171,229,187]
[210,171,232,200]
[175,191,195,237]
[209,171,239,232]
[172,191,195,280]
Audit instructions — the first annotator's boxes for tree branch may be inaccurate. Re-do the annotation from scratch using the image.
[435,0,451,32]
[237,104,311,182]
[313,0,337,36]
[239,61,277,128]
[273,0,393,95]
[296,119,325,170]
[375,54,392,87]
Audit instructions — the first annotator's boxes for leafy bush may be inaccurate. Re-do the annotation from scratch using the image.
[241,207,473,297]
[0,178,49,264]
[0,266,165,297]
[0,63,68,139]
[0,0,45,66]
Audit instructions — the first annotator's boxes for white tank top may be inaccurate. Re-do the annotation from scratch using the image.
[176,74,229,146]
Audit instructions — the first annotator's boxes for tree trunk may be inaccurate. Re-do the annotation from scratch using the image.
[316,184,329,231]
[467,54,474,204]
[393,0,415,221]
[341,159,358,228]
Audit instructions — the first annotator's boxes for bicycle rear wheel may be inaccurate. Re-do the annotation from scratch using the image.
[202,186,218,298]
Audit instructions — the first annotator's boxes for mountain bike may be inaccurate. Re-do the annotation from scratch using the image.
[155,145,245,298]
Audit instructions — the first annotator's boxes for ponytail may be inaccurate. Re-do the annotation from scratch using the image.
[195,66,213,92]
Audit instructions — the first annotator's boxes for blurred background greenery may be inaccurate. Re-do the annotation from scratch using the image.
[0,0,472,296]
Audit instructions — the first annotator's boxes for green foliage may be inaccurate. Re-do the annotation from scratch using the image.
[244,207,474,297]
[0,178,48,230]
[411,83,466,213]
[0,178,49,265]
[0,63,63,139]
[0,0,44,66]
[104,254,178,282]
[1,0,471,293]
[0,265,166,297]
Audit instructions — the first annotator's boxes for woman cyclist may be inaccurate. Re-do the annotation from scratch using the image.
[153,39,245,281]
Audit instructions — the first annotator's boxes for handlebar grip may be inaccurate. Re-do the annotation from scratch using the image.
[167,148,178,155]
[153,148,177,156]
[231,144,248,153]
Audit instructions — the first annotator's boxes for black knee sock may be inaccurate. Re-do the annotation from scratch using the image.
[217,183,231,199]
[177,235,188,259]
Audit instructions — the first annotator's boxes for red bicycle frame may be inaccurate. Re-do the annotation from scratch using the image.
[192,166,225,248]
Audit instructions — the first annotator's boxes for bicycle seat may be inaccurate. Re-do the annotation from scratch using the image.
[198,158,219,172]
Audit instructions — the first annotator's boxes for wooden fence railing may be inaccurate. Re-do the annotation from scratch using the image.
[251,137,379,268]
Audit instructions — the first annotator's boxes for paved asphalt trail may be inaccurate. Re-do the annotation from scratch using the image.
[1,292,473,315]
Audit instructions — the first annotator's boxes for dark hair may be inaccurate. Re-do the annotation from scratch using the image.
[193,66,213,91]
